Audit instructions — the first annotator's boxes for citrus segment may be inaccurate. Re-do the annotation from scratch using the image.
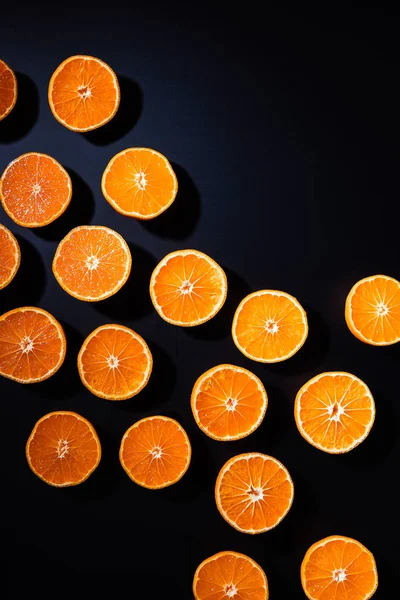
[102,147,178,219]
[0,307,66,383]
[232,290,308,363]
[48,55,120,132]
[215,452,294,534]
[120,415,191,489]
[78,324,152,400]
[150,249,227,326]
[0,223,20,289]
[26,411,101,487]
[301,535,378,600]
[0,59,17,121]
[0,153,72,227]
[191,364,267,441]
[52,225,131,301]
[345,274,400,345]
[193,551,269,600]
[295,372,375,454]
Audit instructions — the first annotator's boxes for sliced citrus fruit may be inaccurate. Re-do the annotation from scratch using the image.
[301,535,378,600]
[193,551,269,600]
[232,290,308,363]
[0,223,20,290]
[295,372,375,454]
[120,415,191,489]
[215,452,294,534]
[150,249,227,326]
[102,147,178,220]
[26,411,101,487]
[345,274,400,345]
[191,364,267,441]
[0,152,72,228]
[0,59,17,121]
[0,307,66,383]
[78,324,152,400]
[48,55,120,132]
[52,225,131,301]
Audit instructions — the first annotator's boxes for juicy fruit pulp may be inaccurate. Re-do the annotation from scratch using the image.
[0,223,20,289]
[0,59,17,120]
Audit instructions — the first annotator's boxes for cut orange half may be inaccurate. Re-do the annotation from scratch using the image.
[193,551,269,600]
[26,411,101,487]
[102,147,178,220]
[215,452,294,534]
[0,153,72,227]
[120,415,191,489]
[345,274,400,345]
[48,55,120,132]
[301,535,378,600]
[191,364,268,441]
[150,249,227,326]
[0,223,20,290]
[232,290,308,363]
[0,307,66,383]
[0,59,17,121]
[78,324,152,400]
[52,225,131,301]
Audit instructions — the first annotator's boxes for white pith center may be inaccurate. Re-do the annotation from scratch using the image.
[150,446,163,459]
[328,402,345,422]
[57,439,69,459]
[376,302,389,316]
[226,397,238,412]
[78,85,92,99]
[86,255,100,271]
[20,336,34,354]
[135,171,147,190]
[107,355,119,369]
[248,486,264,502]
[224,583,237,597]
[32,183,41,195]
[332,568,347,583]
[181,280,194,295]
[265,318,279,334]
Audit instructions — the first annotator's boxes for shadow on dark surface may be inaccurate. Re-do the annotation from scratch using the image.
[268,307,330,377]
[141,163,201,241]
[113,340,177,413]
[83,76,143,146]
[93,242,157,320]
[33,169,95,241]
[184,266,251,341]
[0,236,46,313]
[0,73,39,143]
[249,385,293,453]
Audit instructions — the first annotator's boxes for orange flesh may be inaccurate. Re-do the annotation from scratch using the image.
[49,56,119,131]
[53,227,131,300]
[0,59,16,120]
[79,325,151,399]
[346,276,400,344]
[194,552,268,600]
[216,454,293,533]
[233,292,307,362]
[0,153,71,227]
[0,308,65,382]
[296,373,375,453]
[302,536,377,600]
[152,252,226,325]
[0,224,20,289]
[192,366,267,440]
[120,417,191,488]
[26,412,101,486]
[103,148,177,218]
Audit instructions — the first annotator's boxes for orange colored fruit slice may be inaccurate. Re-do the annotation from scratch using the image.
[48,55,120,132]
[52,225,131,301]
[191,364,267,441]
[0,59,17,121]
[232,290,308,363]
[0,153,72,227]
[345,274,400,345]
[26,411,101,487]
[301,535,378,600]
[150,249,227,326]
[78,324,152,400]
[0,223,20,290]
[0,307,66,383]
[215,452,294,534]
[102,148,178,220]
[193,551,269,600]
[295,372,375,454]
[120,415,191,489]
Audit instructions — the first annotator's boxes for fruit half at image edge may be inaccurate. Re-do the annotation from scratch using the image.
[0,223,20,289]
[0,59,17,121]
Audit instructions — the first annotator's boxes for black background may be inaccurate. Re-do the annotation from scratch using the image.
[1,5,399,599]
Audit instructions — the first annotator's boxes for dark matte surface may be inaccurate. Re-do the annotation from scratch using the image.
[1,6,398,599]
